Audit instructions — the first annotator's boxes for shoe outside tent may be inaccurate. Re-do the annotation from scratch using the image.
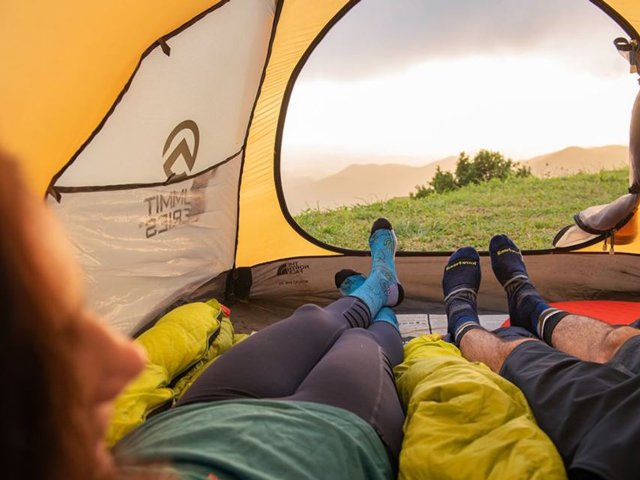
[1,0,640,338]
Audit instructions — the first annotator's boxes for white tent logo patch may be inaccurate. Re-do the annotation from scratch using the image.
[163,120,200,180]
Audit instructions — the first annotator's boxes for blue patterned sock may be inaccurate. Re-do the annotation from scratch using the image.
[442,247,483,345]
[373,307,400,331]
[349,218,403,317]
[335,269,400,332]
[489,234,562,337]
[335,269,366,296]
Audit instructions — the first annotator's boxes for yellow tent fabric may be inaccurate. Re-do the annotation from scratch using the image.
[0,0,222,195]
[602,0,640,34]
[236,0,352,266]
[394,335,566,480]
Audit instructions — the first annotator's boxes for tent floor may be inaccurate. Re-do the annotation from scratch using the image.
[398,313,507,338]
[228,298,507,337]
[228,299,640,335]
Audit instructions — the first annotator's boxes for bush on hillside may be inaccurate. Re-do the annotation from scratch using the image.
[411,149,531,198]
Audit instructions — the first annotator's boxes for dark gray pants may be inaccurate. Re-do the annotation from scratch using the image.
[177,297,405,464]
[501,336,640,480]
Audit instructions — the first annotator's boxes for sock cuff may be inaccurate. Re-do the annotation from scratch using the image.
[331,296,372,328]
[502,274,529,291]
[444,287,477,304]
[454,320,484,346]
[537,308,570,344]
[373,317,401,333]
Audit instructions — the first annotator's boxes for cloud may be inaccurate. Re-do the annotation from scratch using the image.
[300,0,631,80]
[284,55,637,161]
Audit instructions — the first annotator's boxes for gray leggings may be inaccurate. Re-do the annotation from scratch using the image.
[177,297,405,464]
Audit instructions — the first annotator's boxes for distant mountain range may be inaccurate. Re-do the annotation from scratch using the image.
[283,145,629,214]
[525,146,628,177]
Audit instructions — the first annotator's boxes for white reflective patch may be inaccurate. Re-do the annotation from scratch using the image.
[49,157,241,335]
[553,225,599,248]
[57,0,275,187]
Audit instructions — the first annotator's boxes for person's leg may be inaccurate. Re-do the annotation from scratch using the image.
[282,269,405,463]
[440,244,543,371]
[335,269,404,366]
[286,328,405,464]
[178,218,402,405]
[497,335,640,479]
[177,298,370,405]
[445,241,640,477]
[367,315,404,366]
[457,324,640,479]
[489,234,640,363]
[348,218,404,316]
[551,316,640,364]
[442,246,486,345]
[458,327,535,373]
[482,318,640,372]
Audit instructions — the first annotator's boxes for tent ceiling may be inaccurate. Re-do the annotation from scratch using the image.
[0,0,224,194]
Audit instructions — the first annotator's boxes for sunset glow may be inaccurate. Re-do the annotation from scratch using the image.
[281,0,639,178]
[284,55,637,173]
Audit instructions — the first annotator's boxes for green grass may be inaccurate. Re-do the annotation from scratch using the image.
[294,169,628,251]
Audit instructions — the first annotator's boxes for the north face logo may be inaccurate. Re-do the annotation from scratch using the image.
[163,120,200,180]
[277,262,310,276]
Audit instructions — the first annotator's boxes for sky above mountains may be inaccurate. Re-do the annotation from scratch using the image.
[282,0,639,177]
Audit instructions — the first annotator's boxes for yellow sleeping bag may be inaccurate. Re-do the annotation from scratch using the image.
[395,335,567,480]
[106,299,247,447]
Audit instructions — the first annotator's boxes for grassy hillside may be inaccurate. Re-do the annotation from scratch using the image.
[294,169,628,251]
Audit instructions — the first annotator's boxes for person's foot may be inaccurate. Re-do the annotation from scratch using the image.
[489,234,552,336]
[349,218,404,317]
[334,268,365,295]
[442,247,482,345]
[335,269,400,331]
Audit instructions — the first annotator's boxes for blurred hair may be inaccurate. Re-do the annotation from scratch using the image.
[0,153,97,479]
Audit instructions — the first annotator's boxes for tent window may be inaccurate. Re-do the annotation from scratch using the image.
[281,0,637,252]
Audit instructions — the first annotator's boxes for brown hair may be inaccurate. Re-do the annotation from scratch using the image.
[0,153,99,479]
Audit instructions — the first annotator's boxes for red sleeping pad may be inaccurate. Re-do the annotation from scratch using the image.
[501,300,640,327]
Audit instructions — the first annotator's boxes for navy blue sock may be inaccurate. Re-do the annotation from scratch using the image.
[350,218,404,317]
[335,269,400,332]
[442,247,483,345]
[489,234,566,339]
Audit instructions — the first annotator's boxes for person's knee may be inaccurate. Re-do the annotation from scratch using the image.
[599,326,640,362]
[295,303,327,317]
[341,327,374,341]
[291,303,342,331]
[337,328,384,353]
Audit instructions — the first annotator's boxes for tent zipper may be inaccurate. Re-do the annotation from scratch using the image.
[603,229,617,254]
[167,318,223,391]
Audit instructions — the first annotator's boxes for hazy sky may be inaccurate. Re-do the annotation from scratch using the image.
[282,0,639,177]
